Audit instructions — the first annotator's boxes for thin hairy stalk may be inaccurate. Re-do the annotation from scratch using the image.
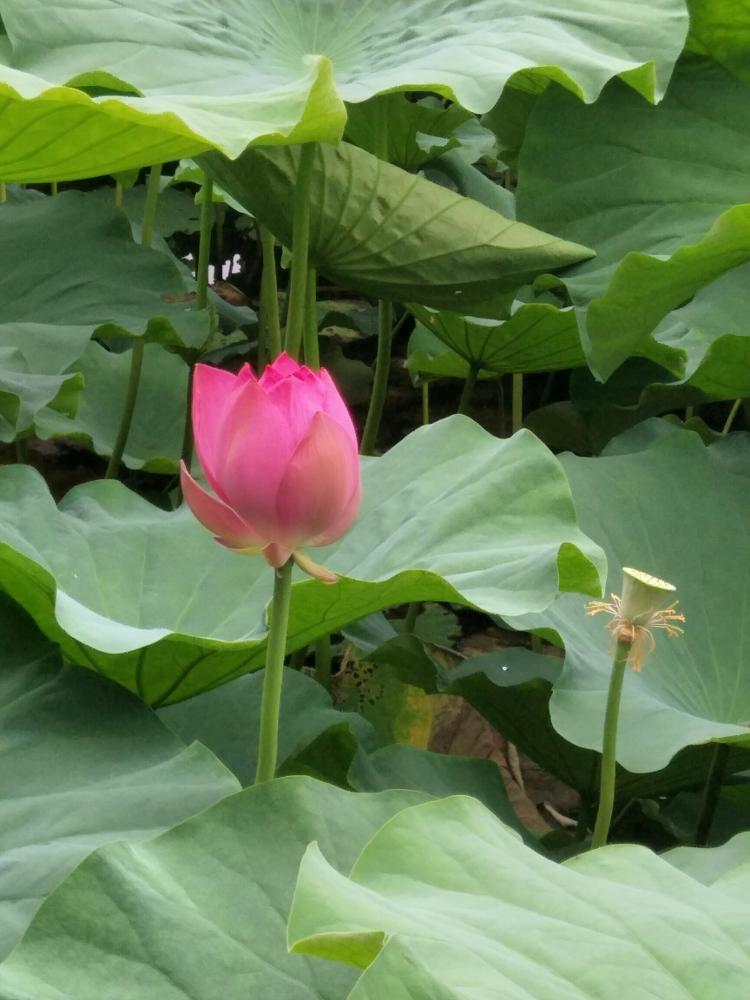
[693,743,730,846]
[259,224,282,367]
[255,560,294,783]
[195,173,214,309]
[284,143,316,359]
[360,298,394,454]
[105,164,162,479]
[590,637,632,849]
[303,265,319,368]
[722,398,743,435]
[512,372,524,432]
[457,365,478,416]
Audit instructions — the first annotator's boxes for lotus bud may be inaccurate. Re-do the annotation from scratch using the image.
[180,354,361,579]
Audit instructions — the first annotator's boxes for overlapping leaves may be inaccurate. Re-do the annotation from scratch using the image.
[0,0,687,180]
[0,417,604,704]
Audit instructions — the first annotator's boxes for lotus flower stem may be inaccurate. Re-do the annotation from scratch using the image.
[314,634,332,689]
[722,398,743,435]
[457,365,478,416]
[422,382,430,425]
[181,365,195,471]
[14,438,27,464]
[105,339,145,478]
[403,601,421,634]
[284,143,316,360]
[114,180,123,208]
[304,265,319,368]
[361,298,394,455]
[105,164,162,478]
[140,164,162,250]
[255,559,294,783]
[258,224,281,367]
[195,173,214,310]
[693,742,730,845]
[591,637,632,849]
[512,373,523,432]
[50,181,58,196]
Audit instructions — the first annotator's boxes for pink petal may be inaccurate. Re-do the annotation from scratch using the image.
[191,364,242,500]
[308,476,361,546]
[259,352,303,388]
[214,377,297,536]
[316,368,360,444]
[180,462,266,550]
[273,411,361,549]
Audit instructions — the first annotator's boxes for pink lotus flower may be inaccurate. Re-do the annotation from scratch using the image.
[180,354,361,572]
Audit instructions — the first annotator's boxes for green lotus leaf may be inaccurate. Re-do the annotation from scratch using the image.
[686,0,750,87]
[517,66,750,380]
[0,0,687,181]
[0,191,210,352]
[0,777,425,999]
[0,595,238,961]
[665,832,750,885]
[0,416,604,704]
[509,428,750,772]
[289,795,750,998]
[409,301,585,374]
[160,667,374,787]
[35,340,187,473]
[0,326,88,442]
[204,141,594,315]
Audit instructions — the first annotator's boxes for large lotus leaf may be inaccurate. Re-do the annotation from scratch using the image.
[0,777,425,999]
[0,191,209,350]
[371,633,750,808]
[0,326,90,442]
[510,428,750,772]
[0,0,687,182]
[203,141,593,315]
[0,595,238,961]
[410,301,585,374]
[160,667,374,787]
[289,795,750,998]
[36,340,187,473]
[665,832,750,885]
[0,417,604,704]
[686,1,750,87]
[348,743,534,843]
[517,66,750,380]
[406,325,494,383]
[344,94,491,172]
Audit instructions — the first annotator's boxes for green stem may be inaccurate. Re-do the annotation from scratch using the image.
[141,164,162,249]
[259,224,282,368]
[403,602,421,634]
[421,382,430,426]
[255,559,294,784]
[104,339,145,478]
[693,743,730,846]
[104,165,162,479]
[303,264,319,368]
[196,173,214,310]
[284,143,316,360]
[360,298,394,455]
[181,364,195,471]
[590,637,632,849]
[14,438,27,463]
[512,372,524,433]
[0,183,6,204]
[114,180,123,208]
[457,365,478,416]
[314,634,332,690]
[722,398,743,435]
